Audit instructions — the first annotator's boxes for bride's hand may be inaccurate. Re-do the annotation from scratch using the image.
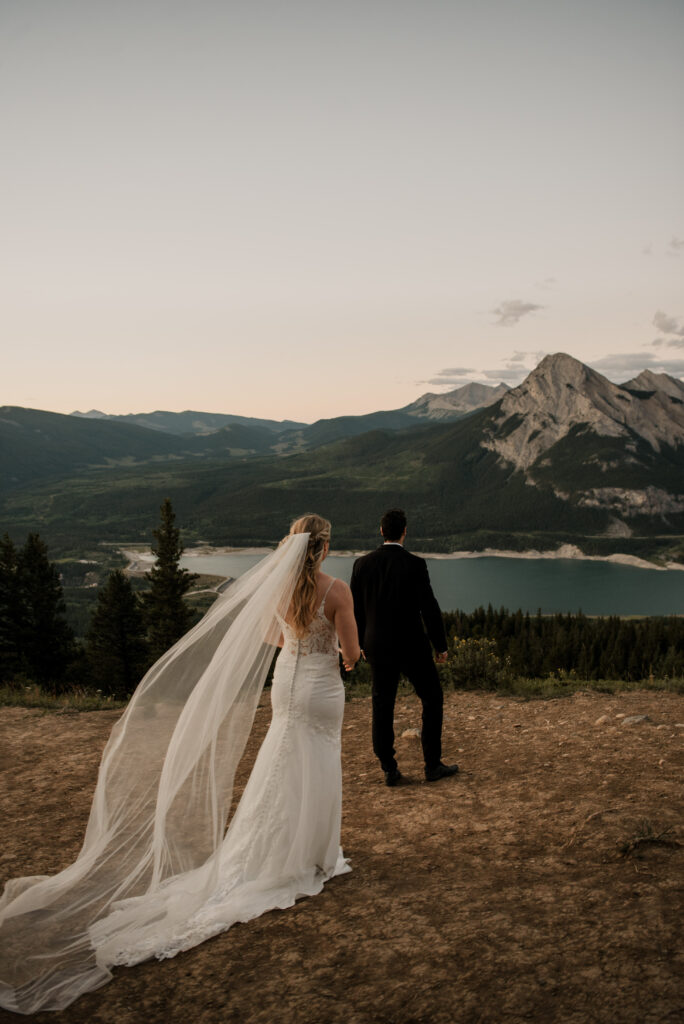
[339,648,358,672]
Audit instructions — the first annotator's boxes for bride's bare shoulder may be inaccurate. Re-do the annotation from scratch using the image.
[318,574,351,604]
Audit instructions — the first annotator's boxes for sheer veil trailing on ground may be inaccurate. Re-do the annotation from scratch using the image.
[0,533,311,1015]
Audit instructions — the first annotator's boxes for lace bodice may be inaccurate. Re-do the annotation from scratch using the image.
[277,580,338,658]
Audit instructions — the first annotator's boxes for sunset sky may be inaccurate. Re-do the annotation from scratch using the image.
[2,0,683,422]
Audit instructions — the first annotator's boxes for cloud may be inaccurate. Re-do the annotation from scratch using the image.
[419,366,478,388]
[421,375,477,389]
[424,350,548,389]
[653,310,684,337]
[588,351,684,381]
[483,350,548,383]
[481,367,529,383]
[432,367,476,376]
[492,300,543,326]
[668,236,684,253]
[482,351,548,384]
[508,349,547,366]
[642,244,652,256]
[650,337,684,350]
[536,277,557,289]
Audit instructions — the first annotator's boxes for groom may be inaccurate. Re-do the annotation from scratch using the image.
[350,508,459,786]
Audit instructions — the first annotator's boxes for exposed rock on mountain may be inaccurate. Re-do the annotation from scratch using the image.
[621,369,684,402]
[577,486,684,516]
[482,353,684,472]
[403,382,509,420]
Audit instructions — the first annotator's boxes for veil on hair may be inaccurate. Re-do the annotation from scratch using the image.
[0,533,310,1014]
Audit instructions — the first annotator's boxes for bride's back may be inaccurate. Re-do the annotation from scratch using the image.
[283,572,338,629]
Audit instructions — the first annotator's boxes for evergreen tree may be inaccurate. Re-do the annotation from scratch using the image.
[442,605,684,681]
[142,499,198,662]
[0,534,23,684]
[18,533,74,692]
[86,570,149,699]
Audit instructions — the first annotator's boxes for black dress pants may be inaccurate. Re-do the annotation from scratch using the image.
[369,649,443,772]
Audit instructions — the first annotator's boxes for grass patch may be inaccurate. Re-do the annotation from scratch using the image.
[343,672,684,701]
[0,684,127,712]
[2,675,682,713]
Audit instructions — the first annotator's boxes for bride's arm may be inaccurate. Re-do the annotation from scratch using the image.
[332,581,361,670]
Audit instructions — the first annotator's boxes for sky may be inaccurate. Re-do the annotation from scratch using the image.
[2,0,683,423]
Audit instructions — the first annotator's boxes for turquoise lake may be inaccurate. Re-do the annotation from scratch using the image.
[180,552,684,616]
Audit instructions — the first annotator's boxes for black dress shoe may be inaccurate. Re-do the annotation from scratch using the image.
[384,768,402,787]
[424,762,459,782]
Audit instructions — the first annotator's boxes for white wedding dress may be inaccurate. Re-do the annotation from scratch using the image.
[96,581,350,966]
[0,535,350,1015]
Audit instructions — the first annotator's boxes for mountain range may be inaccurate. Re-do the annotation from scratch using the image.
[1,379,509,491]
[1,355,683,560]
[70,379,510,450]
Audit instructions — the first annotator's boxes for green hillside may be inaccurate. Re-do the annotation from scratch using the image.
[0,406,185,494]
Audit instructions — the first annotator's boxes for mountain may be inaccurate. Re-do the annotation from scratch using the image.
[71,381,509,451]
[70,409,306,435]
[0,407,300,495]
[476,354,684,524]
[403,381,509,419]
[482,354,684,472]
[621,370,684,402]
[266,381,510,452]
[1,382,512,497]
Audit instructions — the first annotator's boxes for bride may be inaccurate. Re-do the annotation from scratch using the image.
[0,514,361,1014]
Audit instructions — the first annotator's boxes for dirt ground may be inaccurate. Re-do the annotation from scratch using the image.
[0,690,682,1024]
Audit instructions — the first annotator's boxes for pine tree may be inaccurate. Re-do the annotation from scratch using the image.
[0,534,23,684]
[18,533,74,692]
[142,499,198,662]
[86,570,149,699]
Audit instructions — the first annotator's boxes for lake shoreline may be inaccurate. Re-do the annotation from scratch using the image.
[120,543,684,573]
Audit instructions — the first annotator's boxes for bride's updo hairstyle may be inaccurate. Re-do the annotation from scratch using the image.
[285,513,331,636]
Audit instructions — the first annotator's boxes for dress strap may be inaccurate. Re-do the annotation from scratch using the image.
[319,577,336,612]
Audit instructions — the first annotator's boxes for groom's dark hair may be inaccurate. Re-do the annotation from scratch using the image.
[381,508,407,541]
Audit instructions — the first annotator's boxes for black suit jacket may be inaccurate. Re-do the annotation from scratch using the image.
[350,544,447,661]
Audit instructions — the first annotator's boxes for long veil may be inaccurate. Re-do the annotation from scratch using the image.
[0,533,310,1015]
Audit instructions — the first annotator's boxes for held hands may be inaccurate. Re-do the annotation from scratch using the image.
[340,648,365,672]
[435,650,448,664]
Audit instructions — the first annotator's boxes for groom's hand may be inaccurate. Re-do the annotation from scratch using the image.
[340,648,358,671]
[435,650,448,664]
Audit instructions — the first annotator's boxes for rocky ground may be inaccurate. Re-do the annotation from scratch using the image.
[0,690,682,1024]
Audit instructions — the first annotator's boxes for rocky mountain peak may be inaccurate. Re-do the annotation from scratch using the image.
[482,353,684,471]
[71,409,111,420]
[532,351,590,379]
[404,381,509,420]
[622,369,684,400]
[522,352,613,395]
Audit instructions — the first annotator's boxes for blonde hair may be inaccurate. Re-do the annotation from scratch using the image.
[285,513,331,636]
